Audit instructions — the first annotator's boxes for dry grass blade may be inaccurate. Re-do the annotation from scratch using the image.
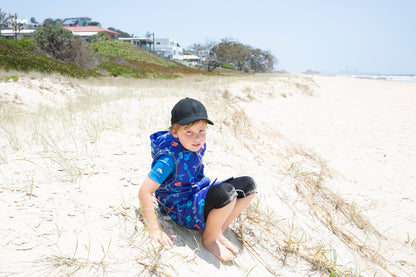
[245,216,346,276]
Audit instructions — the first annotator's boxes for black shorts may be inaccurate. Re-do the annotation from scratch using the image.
[204,176,257,221]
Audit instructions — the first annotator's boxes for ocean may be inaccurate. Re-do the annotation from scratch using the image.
[343,74,416,83]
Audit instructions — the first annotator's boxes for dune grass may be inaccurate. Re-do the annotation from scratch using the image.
[205,86,408,276]
[1,71,412,276]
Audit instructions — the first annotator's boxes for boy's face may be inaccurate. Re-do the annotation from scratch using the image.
[171,120,207,152]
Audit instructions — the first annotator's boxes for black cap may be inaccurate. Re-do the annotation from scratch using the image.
[171,97,214,126]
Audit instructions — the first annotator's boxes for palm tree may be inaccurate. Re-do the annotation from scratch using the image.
[0,9,13,38]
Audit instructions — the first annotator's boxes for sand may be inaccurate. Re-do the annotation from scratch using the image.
[251,76,416,239]
[0,72,415,276]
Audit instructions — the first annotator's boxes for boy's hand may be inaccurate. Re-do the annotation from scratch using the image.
[151,229,176,248]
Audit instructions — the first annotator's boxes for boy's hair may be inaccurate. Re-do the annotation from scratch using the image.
[169,120,208,133]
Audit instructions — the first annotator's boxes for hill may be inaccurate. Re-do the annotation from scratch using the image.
[0,37,88,77]
[0,38,206,79]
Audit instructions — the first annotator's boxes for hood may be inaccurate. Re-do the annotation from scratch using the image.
[150,131,181,158]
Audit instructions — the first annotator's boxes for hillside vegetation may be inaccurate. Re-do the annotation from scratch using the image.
[0,37,204,79]
[0,38,88,78]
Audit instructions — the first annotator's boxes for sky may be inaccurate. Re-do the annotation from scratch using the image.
[2,0,415,74]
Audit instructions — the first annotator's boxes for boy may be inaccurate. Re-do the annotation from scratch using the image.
[139,97,257,262]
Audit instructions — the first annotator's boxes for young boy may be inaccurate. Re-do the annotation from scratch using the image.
[138,97,257,262]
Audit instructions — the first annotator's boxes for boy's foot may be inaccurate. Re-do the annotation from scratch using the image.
[218,234,239,254]
[202,239,236,262]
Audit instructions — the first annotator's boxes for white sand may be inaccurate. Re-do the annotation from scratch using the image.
[1,73,415,276]
[244,76,416,241]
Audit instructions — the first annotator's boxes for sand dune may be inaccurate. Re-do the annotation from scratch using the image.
[1,72,415,276]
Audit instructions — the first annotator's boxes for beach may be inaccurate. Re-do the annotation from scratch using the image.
[245,76,416,241]
[1,72,415,276]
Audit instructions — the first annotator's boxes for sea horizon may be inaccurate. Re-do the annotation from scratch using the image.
[338,73,416,83]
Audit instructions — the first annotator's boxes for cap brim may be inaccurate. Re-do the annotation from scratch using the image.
[176,116,214,125]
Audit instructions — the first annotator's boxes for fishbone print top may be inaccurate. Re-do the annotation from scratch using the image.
[150,131,213,230]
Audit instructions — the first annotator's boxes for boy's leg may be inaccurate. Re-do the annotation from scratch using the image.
[202,177,257,260]
[217,193,256,254]
[221,193,256,233]
[220,176,257,232]
[202,198,237,262]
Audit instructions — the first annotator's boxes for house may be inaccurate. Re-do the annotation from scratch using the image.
[0,29,36,40]
[119,37,153,51]
[154,38,183,60]
[63,26,120,41]
[181,54,202,66]
[0,19,36,40]
[62,17,96,27]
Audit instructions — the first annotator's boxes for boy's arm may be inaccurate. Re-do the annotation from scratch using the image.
[138,175,176,248]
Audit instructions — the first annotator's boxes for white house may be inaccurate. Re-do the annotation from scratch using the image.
[0,29,36,40]
[119,37,153,51]
[154,38,183,60]
[0,19,37,40]
[178,54,203,66]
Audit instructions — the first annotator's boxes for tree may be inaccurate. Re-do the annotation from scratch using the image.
[211,38,278,73]
[30,17,38,25]
[42,18,55,26]
[10,13,25,40]
[0,9,13,37]
[54,19,63,26]
[247,48,277,73]
[145,31,155,51]
[188,38,278,73]
[211,38,252,71]
[34,24,74,59]
[88,31,110,43]
[108,27,130,38]
[34,24,99,70]
[187,43,206,58]
[187,40,220,72]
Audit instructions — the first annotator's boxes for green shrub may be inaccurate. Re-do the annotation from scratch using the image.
[89,40,178,67]
[33,24,74,60]
[9,37,37,51]
[88,32,110,43]
[220,63,234,70]
[33,25,100,70]
[0,38,88,77]
[5,75,19,82]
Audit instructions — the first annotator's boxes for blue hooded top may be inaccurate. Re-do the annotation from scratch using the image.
[150,131,224,230]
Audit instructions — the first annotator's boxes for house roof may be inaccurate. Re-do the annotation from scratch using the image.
[63,26,120,35]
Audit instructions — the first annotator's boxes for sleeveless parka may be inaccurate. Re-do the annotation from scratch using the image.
[150,131,228,230]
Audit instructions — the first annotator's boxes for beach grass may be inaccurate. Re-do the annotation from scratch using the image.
[1,70,414,276]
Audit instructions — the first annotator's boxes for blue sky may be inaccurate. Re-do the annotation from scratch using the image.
[2,0,415,74]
